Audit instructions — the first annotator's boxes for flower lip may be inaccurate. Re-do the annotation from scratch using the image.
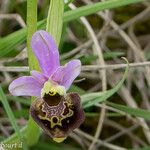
[30,93,85,141]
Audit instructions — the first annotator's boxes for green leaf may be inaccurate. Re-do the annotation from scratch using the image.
[32,142,79,150]
[46,0,64,46]
[14,109,29,119]
[80,55,98,64]
[64,0,145,22]
[81,58,129,108]
[128,146,150,150]
[68,85,86,95]
[80,52,125,64]
[7,96,31,106]
[0,0,145,57]
[103,51,125,59]
[0,86,27,150]
[0,136,4,141]
[130,146,150,150]
[107,102,150,120]
[0,29,26,57]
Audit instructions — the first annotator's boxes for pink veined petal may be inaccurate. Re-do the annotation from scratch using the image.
[51,66,65,85]
[51,59,81,91]
[31,30,60,76]
[9,76,43,97]
[31,70,48,85]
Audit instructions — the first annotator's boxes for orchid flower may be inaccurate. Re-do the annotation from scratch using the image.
[9,30,85,143]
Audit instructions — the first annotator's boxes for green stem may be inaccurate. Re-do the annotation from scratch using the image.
[26,0,40,146]
[27,0,39,71]
[26,0,64,146]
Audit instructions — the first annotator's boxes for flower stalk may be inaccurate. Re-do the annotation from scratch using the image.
[27,0,39,71]
[26,0,67,145]
[26,0,40,146]
[26,0,64,146]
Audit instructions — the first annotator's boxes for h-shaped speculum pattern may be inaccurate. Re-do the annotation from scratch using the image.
[9,30,85,143]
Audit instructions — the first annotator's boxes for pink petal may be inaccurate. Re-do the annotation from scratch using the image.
[51,66,65,84]
[31,70,48,85]
[51,60,81,91]
[9,76,43,97]
[31,30,60,76]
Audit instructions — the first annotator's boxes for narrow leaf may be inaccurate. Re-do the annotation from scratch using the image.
[107,102,150,120]
[46,0,64,46]
[0,0,146,57]
[0,86,26,149]
[64,0,145,22]
[82,58,129,108]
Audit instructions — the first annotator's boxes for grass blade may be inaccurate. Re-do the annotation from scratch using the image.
[0,86,26,150]
[0,0,146,57]
[82,58,129,108]
[64,0,145,22]
[107,102,150,120]
[46,0,64,46]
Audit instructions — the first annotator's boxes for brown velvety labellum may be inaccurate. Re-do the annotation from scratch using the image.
[30,93,85,139]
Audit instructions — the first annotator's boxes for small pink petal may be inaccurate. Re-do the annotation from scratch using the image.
[51,66,65,84]
[51,59,81,91]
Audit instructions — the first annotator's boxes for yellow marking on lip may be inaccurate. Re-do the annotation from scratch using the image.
[48,88,57,96]
[38,115,62,128]
[38,107,74,128]
[38,101,74,128]
[41,81,66,97]
[53,137,66,143]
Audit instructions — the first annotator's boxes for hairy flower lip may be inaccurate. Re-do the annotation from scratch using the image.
[30,93,85,141]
